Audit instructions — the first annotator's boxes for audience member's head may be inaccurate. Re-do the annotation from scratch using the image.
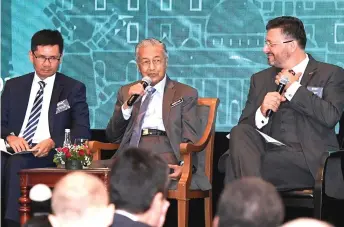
[213,177,284,227]
[24,216,52,227]
[29,184,52,217]
[48,172,115,227]
[110,147,170,227]
[282,218,334,227]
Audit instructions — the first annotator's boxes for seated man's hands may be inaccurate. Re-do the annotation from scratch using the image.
[29,138,55,158]
[260,92,286,117]
[123,83,146,109]
[6,135,30,152]
[168,164,182,180]
[275,69,301,90]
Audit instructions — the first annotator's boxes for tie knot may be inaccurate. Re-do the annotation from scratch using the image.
[38,81,46,89]
[149,87,156,94]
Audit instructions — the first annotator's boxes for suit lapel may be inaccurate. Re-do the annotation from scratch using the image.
[17,73,35,131]
[300,54,317,86]
[162,77,175,129]
[48,73,64,134]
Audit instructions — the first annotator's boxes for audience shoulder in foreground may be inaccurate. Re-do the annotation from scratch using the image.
[49,172,115,227]
[282,218,334,227]
[213,177,284,227]
[109,147,170,227]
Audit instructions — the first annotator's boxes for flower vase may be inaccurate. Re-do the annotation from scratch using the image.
[65,160,83,170]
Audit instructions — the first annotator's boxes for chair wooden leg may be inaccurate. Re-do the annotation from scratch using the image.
[205,193,213,227]
[314,191,323,219]
[178,199,189,227]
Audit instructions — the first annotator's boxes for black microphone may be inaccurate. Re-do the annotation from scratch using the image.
[127,76,152,106]
[266,76,289,118]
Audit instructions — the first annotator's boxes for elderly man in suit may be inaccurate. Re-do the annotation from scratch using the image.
[105,38,210,190]
[1,29,91,226]
[221,16,344,194]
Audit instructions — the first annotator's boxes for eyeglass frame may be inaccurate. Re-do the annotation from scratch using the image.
[264,40,294,48]
[32,52,61,64]
[138,57,166,68]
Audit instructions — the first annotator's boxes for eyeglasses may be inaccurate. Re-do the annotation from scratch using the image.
[264,40,294,48]
[139,58,164,68]
[32,52,61,64]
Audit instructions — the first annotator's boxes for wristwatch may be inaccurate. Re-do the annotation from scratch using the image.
[178,161,197,174]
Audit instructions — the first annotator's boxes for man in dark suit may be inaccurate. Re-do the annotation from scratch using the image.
[105,38,210,190]
[109,147,170,227]
[221,16,344,193]
[1,29,91,226]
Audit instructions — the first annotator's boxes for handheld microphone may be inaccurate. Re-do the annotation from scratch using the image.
[127,76,152,106]
[266,76,289,118]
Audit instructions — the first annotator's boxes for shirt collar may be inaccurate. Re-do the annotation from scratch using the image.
[151,75,166,94]
[115,210,139,221]
[291,54,309,76]
[33,72,56,86]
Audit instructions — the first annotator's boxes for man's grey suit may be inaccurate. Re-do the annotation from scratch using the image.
[106,76,211,190]
[219,55,344,198]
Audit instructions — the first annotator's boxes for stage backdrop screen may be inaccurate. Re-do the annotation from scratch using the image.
[2,0,344,131]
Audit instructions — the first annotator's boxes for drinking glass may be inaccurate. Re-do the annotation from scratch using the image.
[74,138,88,146]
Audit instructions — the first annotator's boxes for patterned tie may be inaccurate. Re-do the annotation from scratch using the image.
[129,87,156,147]
[22,81,46,146]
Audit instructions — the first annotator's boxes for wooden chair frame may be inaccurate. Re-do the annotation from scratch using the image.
[88,97,219,227]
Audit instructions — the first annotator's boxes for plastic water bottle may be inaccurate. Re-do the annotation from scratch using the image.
[63,129,71,147]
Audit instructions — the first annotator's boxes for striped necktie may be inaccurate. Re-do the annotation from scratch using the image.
[22,81,46,146]
[129,87,156,147]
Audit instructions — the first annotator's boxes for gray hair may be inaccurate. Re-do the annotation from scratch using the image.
[135,38,168,61]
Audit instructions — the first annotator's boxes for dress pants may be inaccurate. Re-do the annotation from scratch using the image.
[1,151,55,222]
[226,124,314,190]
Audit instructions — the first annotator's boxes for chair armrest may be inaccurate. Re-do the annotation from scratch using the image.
[88,141,120,161]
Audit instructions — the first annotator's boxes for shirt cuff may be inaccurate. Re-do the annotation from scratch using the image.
[285,82,301,101]
[255,107,269,129]
[121,104,133,120]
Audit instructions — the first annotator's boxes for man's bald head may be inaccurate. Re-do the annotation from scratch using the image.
[282,218,333,227]
[49,172,114,227]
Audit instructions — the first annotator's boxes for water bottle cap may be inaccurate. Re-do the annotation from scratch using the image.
[65,129,70,132]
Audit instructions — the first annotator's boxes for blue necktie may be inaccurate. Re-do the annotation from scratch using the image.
[129,87,156,147]
[22,81,46,146]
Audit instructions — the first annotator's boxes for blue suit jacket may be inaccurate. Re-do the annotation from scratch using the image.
[1,72,91,147]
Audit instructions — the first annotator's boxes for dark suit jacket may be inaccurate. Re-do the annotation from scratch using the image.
[112,213,150,227]
[106,76,211,190]
[219,55,344,197]
[1,72,91,147]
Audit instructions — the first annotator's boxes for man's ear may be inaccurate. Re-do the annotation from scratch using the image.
[29,51,34,64]
[213,216,219,227]
[151,192,164,211]
[48,214,59,227]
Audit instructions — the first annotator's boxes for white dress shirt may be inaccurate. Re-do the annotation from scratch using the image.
[18,73,56,143]
[255,55,310,129]
[115,210,139,221]
[122,75,167,131]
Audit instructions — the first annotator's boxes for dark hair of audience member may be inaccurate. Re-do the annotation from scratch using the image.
[23,216,52,227]
[266,16,307,49]
[31,29,64,53]
[109,147,169,213]
[216,177,284,227]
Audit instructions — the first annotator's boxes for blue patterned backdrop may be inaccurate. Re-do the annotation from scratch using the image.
[1,0,344,131]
